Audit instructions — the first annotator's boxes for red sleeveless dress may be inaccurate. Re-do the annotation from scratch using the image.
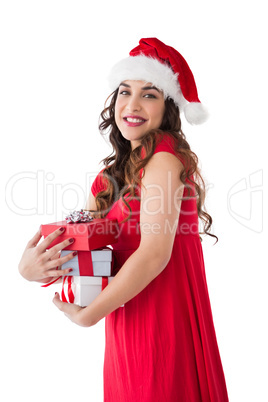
[91,134,229,402]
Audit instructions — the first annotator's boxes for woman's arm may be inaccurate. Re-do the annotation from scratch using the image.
[84,190,97,211]
[53,152,184,326]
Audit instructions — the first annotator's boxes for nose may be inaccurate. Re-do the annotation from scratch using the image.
[126,94,141,112]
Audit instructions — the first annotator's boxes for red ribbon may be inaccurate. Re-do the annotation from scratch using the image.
[41,247,113,289]
[102,277,109,290]
[60,276,109,304]
[61,276,75,303]
[77,251,94,276]
[41,276,62,287]
[41,250,94,287]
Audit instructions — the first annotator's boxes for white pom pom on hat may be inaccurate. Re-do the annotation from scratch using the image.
[184,102,209,125]
[108,38,209,125]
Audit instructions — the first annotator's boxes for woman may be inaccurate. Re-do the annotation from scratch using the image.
[19,38,229,401]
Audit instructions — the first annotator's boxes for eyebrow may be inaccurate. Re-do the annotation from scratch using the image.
[119,82,160,92]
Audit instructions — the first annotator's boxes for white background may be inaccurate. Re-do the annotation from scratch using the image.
[1,1,267,401]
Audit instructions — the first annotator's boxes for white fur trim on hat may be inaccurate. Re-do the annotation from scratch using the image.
[108,55,208,125]
[108,55,188,109]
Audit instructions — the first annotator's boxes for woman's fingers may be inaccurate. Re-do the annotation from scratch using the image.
[53,293,83,325]
[45,237,75,259]
[48,251,61,261]
[20,226,78,281]
[53,292,63,309]
[47,249,77,270]
[26,229,42,248]
[46,266,72,277]
[37,227,66,253]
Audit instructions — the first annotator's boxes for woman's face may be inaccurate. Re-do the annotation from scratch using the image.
[115,80,165,149]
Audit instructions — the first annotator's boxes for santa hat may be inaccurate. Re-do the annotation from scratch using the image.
[108,38,208,125]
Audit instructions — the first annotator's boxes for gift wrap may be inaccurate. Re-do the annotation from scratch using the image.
[41,216,122,307]
[61,276,114,307]
[60,248,113,277]
[41,218,119,251]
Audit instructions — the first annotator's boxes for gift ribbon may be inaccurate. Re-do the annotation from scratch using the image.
[77,247,113,276]
[42,250,95,286]
[65,209,93,223]
[41,276,62,287]
[41,247,114,289]
[61,276,109,304]
[61,276,75,303]
[77,251,94,276]
[41,250,94,289]
[102,277,109,290]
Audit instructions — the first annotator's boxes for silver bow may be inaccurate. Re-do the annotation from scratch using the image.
[65,209,93,224]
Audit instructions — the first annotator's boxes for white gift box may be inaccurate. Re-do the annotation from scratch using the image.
[62,276,114,307]
[60,248,112,277]
[91,249,112,276]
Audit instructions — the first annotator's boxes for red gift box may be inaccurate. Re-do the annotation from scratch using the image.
[40,218,119,251]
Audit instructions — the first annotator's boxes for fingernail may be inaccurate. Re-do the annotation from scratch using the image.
[72,251,77,256]
[69,238,74,243]
[59,227,65,232]
[69,268,73,272]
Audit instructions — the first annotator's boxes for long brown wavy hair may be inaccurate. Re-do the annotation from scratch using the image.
[93,88,218,243]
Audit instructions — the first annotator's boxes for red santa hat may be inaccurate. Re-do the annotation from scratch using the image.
[108,37,209,125]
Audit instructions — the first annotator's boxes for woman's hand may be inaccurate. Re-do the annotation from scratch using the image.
[18,227,77,283]
[53,292,88,326]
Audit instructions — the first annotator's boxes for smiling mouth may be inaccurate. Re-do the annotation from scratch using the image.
[124,117,146,123]
[123,116,147,127]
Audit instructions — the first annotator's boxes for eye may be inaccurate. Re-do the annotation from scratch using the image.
[119,90,130,96]
[144,93,157,99]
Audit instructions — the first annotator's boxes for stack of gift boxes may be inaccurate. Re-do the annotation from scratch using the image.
[41,211,119,307]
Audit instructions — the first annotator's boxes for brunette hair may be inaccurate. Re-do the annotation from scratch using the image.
[93,88,218,243]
